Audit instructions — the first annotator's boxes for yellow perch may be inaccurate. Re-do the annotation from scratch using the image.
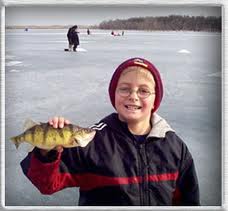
[10,119,96,150]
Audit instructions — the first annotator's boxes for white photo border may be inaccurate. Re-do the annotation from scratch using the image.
[0,0,226,210]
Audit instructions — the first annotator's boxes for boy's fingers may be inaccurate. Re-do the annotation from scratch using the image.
[48,118,54,125]
[52,116,59,128]
[59,117,65,128]
[48,117,70,128]
[64,119,70,125]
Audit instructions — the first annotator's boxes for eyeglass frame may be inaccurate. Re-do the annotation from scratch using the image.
[116,87,155,99]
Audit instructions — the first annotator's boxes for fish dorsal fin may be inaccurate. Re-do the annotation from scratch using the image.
[23,119,39,131]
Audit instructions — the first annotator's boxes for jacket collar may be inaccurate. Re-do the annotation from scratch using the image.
[148,113,174,138]
[102,112,174,139]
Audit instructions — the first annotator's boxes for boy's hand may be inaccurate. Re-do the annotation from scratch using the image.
[40,116,71,156]
[48,116,70,128]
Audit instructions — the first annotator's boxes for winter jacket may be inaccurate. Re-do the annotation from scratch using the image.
[67,27,79,45]
[71,30,79,45]
[20,113,200,206]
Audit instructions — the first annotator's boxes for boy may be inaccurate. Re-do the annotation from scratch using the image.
[21,57,200,206]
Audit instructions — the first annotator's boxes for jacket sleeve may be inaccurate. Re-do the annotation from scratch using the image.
[173,143,200,205]
[20,147,84,195]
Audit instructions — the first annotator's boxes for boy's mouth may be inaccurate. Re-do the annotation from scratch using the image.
[125,105,142,110]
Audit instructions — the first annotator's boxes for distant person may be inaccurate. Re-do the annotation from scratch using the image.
[71,25,80,52]
[67,25,80,52]
[111,31,121,36]
[24,28,28,32]
[67,26,74,51]
[20,57,200,206]
[113,31,120,36]
[87,28,91,35]
[122,30,124,36]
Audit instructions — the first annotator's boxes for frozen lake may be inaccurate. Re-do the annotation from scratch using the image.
[5,29,221,206]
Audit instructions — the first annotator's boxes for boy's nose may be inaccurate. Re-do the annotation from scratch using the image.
[129,90,139,100]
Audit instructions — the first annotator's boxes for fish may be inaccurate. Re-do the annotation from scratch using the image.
[10,119,96,150]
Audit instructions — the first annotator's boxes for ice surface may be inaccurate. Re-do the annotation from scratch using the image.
[5,29,221,206]
[178,49,191,54]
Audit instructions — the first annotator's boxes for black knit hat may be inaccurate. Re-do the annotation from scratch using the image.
[109,57,163,113]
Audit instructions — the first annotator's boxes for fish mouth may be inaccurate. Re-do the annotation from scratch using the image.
[124,105,142,111]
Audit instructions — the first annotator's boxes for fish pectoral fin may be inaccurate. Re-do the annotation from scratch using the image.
[23,118,40,131]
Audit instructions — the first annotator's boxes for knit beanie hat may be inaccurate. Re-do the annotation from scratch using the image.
[108,57,163,113]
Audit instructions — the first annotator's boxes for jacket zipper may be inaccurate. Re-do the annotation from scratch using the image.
[137,144,143,205]
[138,143,149,205]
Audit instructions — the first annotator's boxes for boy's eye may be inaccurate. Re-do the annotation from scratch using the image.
[119,87,130,92]
[139,89,150,94]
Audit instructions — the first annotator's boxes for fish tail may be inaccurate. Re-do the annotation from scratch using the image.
[10,136,21,149]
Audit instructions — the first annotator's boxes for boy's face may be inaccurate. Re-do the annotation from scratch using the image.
[115,67,156,124]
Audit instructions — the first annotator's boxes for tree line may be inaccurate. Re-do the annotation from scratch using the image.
[98,15,221,32]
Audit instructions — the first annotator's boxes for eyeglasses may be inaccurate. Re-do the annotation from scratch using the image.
[117,87,155,99]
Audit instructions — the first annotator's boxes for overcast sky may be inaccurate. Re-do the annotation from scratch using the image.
[5,5,221,26]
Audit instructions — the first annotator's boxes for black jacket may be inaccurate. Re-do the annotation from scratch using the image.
[21,113,200,206]
[67,27,79,45]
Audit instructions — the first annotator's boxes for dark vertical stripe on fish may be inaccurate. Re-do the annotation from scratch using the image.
[24,130,31,142]
[58,127,65,141]
[37,125,43,145]
[69,124,74,133]
[30,126,36,143]
[43,123,50,145]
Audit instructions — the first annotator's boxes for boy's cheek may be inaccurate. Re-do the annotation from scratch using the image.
[114,95,122,107]
[146,97,155,110]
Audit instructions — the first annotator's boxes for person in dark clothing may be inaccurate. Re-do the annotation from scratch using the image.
[67,25,80,51]
[20,57,200,206]
[71,25,80,51]
[67,26,74,51]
